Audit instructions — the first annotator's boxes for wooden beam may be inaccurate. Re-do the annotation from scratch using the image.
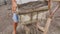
[50,4,59,18]
[37,25,45,32]
[43,18,52,34]
[48,0,51,15]
[32,22,45,32]
[16,6,48,15]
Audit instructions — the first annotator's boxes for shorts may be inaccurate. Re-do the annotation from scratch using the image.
[12,13,19,23]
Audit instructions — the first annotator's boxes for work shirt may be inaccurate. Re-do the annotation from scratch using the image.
[16,0,38,4]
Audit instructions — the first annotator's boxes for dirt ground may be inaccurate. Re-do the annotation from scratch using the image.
[0,2,60,34]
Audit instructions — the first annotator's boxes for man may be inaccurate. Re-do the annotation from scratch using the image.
[12,0,38,34]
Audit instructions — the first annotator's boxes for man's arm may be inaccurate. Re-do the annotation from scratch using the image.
[12,0,17,13]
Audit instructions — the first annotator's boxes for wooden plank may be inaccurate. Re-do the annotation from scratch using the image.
[43,18,52,34]
[37,25,45,32]
[21,20,37,25]
[16,6,48,15]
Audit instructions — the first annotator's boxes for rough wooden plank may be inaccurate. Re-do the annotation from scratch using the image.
[16,6,48,15]
[21,20,37,25]
[16,1,48,14]
[43,18,52,34]
[37,25,45,32]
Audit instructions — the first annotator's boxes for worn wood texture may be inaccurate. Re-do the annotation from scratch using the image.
[16,1,48,14]
[18,11,49,25]
[16,1,49,34]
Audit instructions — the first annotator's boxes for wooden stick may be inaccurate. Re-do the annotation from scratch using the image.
[43,17,52,34]
[50,4,59,18]
[48,0,51,15]
[37,24,45,32]
[43,1,59,34]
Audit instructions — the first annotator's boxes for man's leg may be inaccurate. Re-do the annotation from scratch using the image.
[12,13,18,34]
[13,22,18,34]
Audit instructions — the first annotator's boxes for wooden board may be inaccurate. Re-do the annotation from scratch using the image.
[16,1,48,14]
[16,6,48,15]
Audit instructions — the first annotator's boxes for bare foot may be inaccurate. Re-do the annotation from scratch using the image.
[12,31,16,34]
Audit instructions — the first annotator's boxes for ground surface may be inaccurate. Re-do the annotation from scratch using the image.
[0,2,60,34]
